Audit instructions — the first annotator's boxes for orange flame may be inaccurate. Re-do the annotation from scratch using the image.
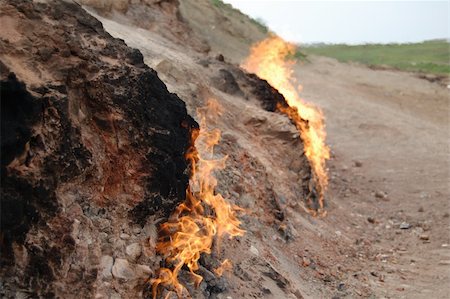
[214,259,232,277]
[152,99,244,298]
[242,36,330,213]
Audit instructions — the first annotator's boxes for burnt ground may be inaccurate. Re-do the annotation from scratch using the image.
[88,2,449,298]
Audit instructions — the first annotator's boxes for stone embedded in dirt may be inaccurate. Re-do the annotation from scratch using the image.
[197,59,210,67]
[322,275,333,283]
[293,289,305,299]
[230,190,239,200]
[38,47,53,61]
[278,222,296,241]
[375,191,387,199]
[367,217,376,224]
[112,259,135,280]
[353,160,363,167]
[419,192,430,199]
[263,264,290,290]
[419,234,430,241]
[301,257,311,267]
[233,263,252,282]
[249,245,259,256]
[261,287,272,294]
[135,264,153,278]
[244,115,268,127]
[155,59,185,81]
[132,227,141,234]
[197,265,227,294]
[100,255,114,279]
[212,69,243,96]
[399,222,411,229]
[126,243,142,260]
[418,207,424,212]
[120,233,130,240]
[143,221,158,244]
[215,53,225,62]
[419,222,431,231]
[238,193,255,209]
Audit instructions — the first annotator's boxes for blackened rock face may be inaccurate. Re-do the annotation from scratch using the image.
[0,0,197,297]
[220,66,318,211]
[0,73,41,169]
[0,74,57,263]
[243,73,289,112]
[220,66,289,112]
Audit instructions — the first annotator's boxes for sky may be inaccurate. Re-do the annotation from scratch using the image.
[223,0,449,44]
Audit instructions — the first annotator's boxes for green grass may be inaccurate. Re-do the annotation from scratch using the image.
[302,40,450,75]
[249,17,269,34]
[290,49,309,62]
[210,0,268,33]
[211,0,224,7]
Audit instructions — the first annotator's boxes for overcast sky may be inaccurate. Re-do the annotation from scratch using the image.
[223,0,449,44]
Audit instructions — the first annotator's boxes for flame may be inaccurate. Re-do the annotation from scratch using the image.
[214,259,232,277]
[152,99,244,298]
[242,36,330,213]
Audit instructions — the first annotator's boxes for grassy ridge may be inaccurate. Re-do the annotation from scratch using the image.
[302,40,450,75]
[210,0,268,33]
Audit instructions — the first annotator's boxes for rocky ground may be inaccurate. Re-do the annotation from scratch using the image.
[1,0,449,298]
[295,55,450,298]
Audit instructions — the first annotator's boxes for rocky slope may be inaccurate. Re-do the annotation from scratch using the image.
[4,0,445,298]
[0,1,197,297]
[178,0,267,63]
[1,0,318,298]
[79,1,335,298]
[78,1,450,298]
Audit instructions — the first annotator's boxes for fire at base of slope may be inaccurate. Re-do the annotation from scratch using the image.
[151,100,244,298]
[242,35,330,216]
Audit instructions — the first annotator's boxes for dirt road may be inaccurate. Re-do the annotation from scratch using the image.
[295,56,450,298]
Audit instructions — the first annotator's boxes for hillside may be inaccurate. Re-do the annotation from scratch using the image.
[1,0,449,299]
[78,1,450,297]
[303,40,450,79]
[179,0,267,63]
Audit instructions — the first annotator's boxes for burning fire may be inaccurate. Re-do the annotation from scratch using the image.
[242,36,330,214]
[152,99,244,298]
[214,259,232,277]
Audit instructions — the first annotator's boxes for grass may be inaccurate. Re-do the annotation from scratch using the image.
[249,17,269,34]
[302,40,450,75]
[290,49,309,62]
[211,0,225,7]
[210,0,268,33]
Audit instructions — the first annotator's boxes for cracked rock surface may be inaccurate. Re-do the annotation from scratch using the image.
[0,1,197,298]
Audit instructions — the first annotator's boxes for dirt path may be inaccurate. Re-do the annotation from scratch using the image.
[295,56,450,298]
